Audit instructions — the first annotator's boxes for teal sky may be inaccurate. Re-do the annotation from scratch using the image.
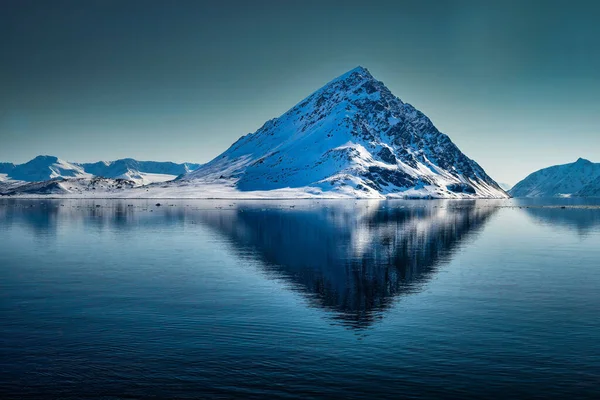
[1,0,599,185]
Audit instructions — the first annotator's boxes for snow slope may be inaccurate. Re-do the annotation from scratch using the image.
[183,66,507,199]
[510,158,600,197]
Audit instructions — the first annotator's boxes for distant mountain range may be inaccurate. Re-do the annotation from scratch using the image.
[510,158,600,197]
[0,156,202,186]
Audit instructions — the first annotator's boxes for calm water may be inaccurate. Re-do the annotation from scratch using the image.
[1,199,599,399]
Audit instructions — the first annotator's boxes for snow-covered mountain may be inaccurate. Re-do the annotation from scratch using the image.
[2,67,507,199]
[0,156,201,186]
[184,66,507,199]
[510,158,600,197]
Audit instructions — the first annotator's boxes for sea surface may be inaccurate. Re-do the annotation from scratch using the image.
[1,198,599,399]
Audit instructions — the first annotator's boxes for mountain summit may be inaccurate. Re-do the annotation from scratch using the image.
[5,156,90,182]
[186,66,507,198]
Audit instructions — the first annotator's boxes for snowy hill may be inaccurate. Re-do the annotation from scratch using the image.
[510,158,600,197]
[184,66,507,199]
[0,156,201,186]
[6,156,91,182]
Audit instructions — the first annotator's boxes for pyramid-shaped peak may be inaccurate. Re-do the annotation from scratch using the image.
[332,65,375,84]
[347,65,371,75]
[186,66,507,199]
[575,157,591,164]
[282,65,395,119]
[302,65,394,106]
[29,155,60,164]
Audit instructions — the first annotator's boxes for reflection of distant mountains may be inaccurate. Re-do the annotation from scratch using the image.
[0,199,497,328]
[197,202,497,328]
[523,207,600,235]
[0,200,190,235]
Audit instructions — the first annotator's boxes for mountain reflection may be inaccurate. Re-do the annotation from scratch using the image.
[523,206,600,236]
[196,201,497,328]
[0,200,190,236]
[0,199,497,328]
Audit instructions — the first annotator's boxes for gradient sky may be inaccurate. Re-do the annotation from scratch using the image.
[1,0,599,185]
